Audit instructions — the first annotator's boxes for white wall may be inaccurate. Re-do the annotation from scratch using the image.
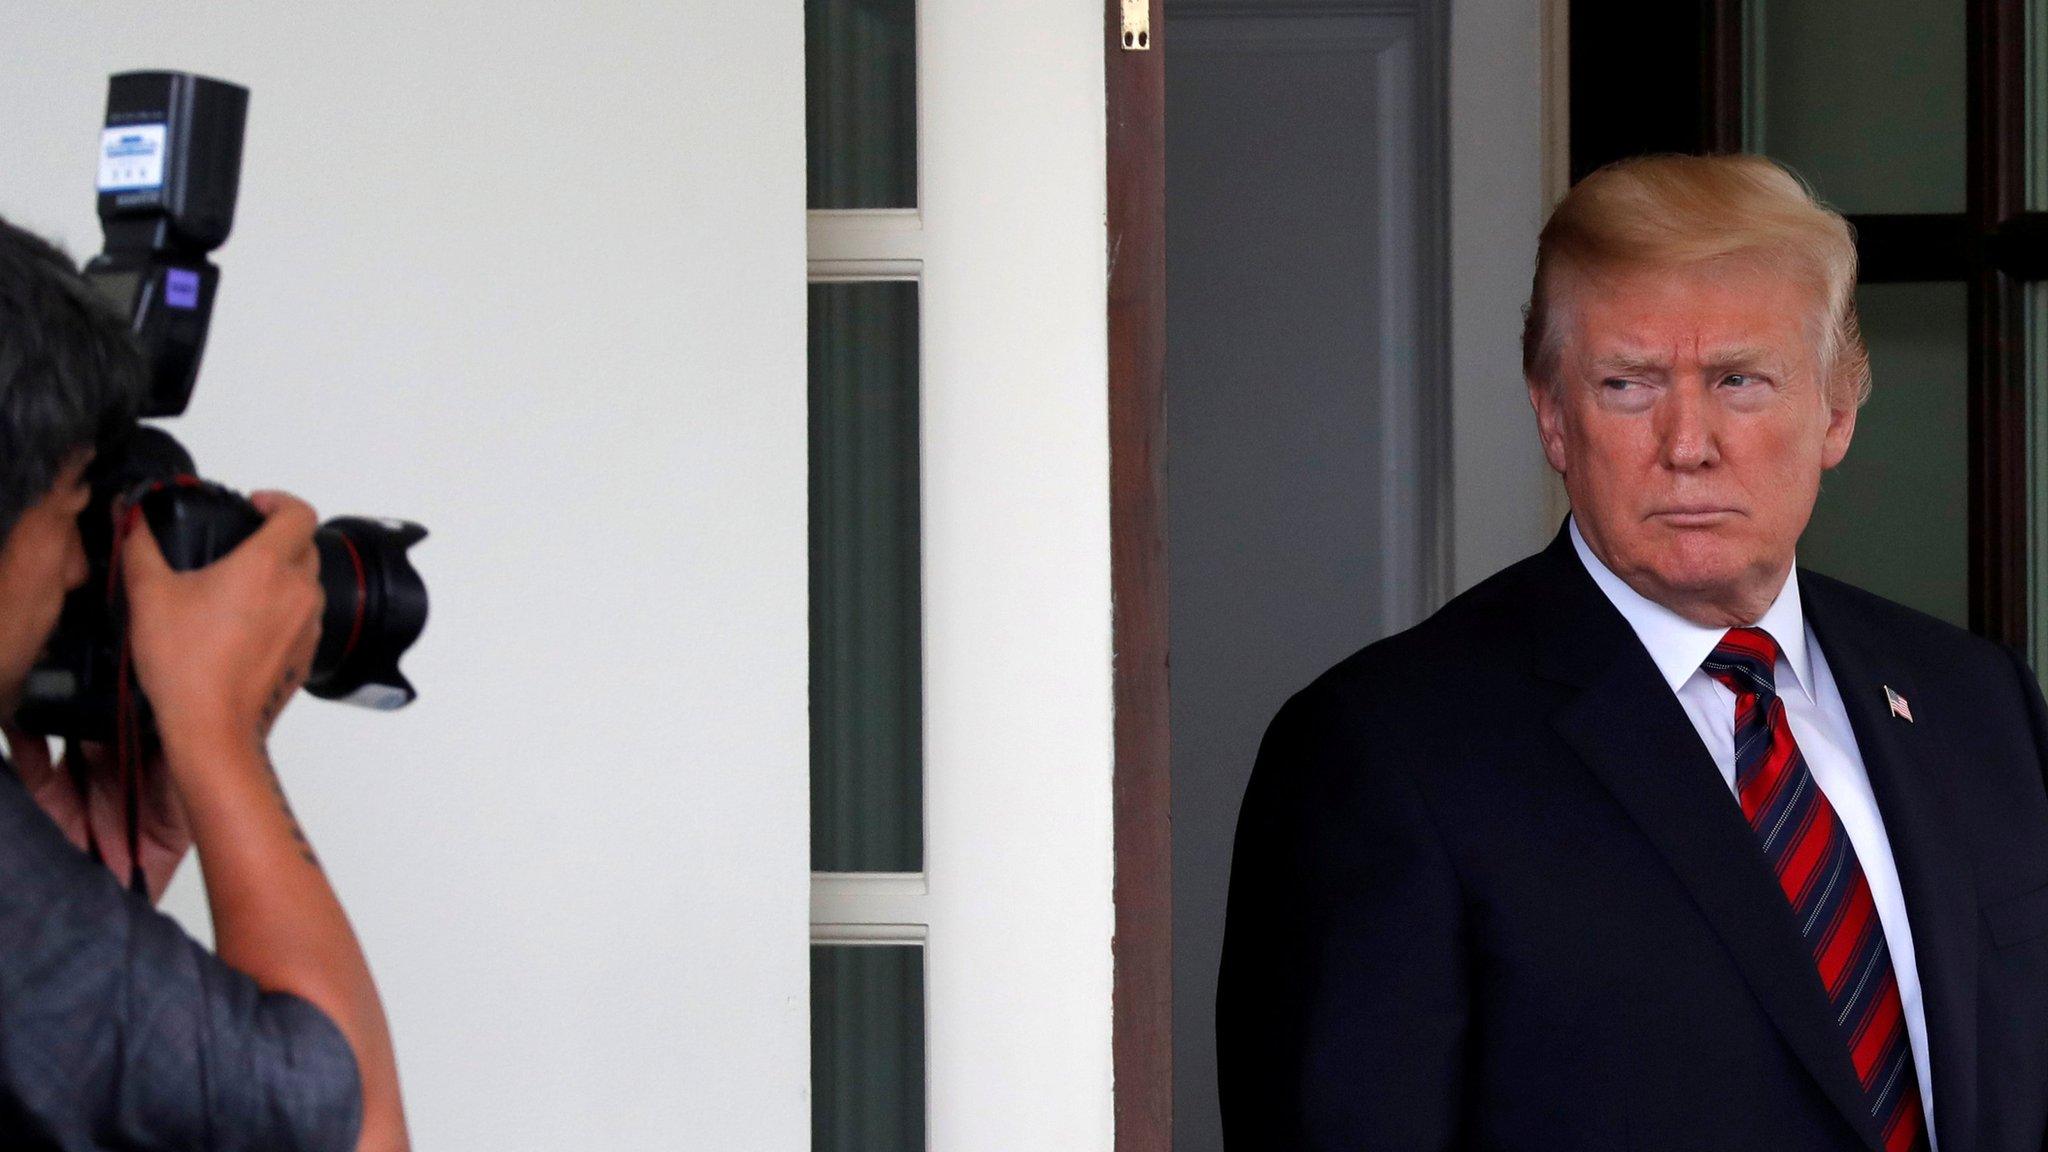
[0,5,809,1148]
[910,0,1115,1145]
[1449,0,1555,589]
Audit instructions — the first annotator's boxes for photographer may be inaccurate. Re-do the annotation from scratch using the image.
[0,217,407,1151]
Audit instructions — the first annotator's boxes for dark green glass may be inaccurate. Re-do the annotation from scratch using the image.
[2031,0,2048,209]
[1802,283,1968,626]
[1747,0,1965,213]
[806,0,917,208]
[812,944,925,1152]
[810,281,922,873]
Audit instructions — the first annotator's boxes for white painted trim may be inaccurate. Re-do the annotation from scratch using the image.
[811,923,932,945]
[811,872,931,929]
[809,210,926,265]
[807,260,923,282]
[811,872,931,898]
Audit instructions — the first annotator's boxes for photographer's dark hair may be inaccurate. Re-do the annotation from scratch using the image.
[0,216,142,540]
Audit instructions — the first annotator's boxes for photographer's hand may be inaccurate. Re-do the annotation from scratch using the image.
[1,726,191,902]
[122,490,323,741]
[123,490,410,1152]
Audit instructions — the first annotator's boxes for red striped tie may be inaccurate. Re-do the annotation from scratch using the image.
[1702,628,1929,1152]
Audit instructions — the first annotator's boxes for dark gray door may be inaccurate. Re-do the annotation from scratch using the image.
[1166,1,1449,1147]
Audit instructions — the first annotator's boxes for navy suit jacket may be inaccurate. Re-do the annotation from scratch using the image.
[1216,524,2048,1151]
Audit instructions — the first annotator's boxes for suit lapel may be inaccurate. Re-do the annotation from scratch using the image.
[1802,573,1979,1152]
[1528,528,1886,1150]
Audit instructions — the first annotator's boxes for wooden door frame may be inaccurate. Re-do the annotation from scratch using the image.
[1106,0,1172,1147]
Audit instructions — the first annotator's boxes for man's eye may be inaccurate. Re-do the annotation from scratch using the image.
[1601,377,1637,390]
[1723,373,1753,387]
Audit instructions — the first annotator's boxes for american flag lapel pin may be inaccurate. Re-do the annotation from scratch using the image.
[1885,685,1914,723]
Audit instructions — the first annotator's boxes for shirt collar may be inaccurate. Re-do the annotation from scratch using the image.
[1567,515,1814,703]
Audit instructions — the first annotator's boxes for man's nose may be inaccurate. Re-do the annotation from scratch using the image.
[1659,380,1720,469]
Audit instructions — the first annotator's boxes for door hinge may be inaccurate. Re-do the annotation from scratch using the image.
[1120,0,1151,50]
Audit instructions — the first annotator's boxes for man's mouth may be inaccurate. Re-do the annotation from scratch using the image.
[1650,507,1739,527]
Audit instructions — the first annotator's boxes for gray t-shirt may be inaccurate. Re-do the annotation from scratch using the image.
[0,758,361,1150]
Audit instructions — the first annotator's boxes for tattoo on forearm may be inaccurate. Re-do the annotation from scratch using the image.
[259,667,304,730]
[263,754,321,870]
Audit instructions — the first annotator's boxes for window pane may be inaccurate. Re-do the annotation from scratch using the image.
[1747,0,1965,213]
[811,281,923,872]
[2032,0,2048,209]
[806,0,917,208]
[812,944,925,1152]
[1801,283,1969,626]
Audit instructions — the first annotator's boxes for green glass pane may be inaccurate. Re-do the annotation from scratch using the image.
[1747,0,1965,213]
[812,945,925,1152]
[811,281,922,873]
[1802,283,1968,626]
[806,0,917,208]
[2031,0,2048,209]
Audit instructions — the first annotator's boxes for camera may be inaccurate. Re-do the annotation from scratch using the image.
[15,71,429,740]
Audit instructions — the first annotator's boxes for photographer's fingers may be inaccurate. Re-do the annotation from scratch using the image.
[2,723,55,790]
[4,726,93,855]
[260,493,325,650]
[263,528,323,726]
[247,489,290,516]
[249,489,316,529]
[245,490,319,564]
[118,510,172,589]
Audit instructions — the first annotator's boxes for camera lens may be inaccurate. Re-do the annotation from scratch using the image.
[308,517,429,709]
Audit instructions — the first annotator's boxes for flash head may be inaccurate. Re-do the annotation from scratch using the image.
[94,71,247,254]
[85,71,248,418]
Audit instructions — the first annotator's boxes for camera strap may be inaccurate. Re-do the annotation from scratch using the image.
[59,736,144,898]
[106,498,150,899]
[62,738,105,867]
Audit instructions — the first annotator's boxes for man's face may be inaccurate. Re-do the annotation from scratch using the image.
[1528,259,1857,624]
[0,452,93,717]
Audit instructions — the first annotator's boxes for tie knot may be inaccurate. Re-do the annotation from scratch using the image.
[1703,626,1780,698]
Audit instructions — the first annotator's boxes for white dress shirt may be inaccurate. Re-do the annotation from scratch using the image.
[1569,517,1937,1144]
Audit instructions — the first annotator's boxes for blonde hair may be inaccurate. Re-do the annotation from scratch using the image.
[1521,153,1869,409]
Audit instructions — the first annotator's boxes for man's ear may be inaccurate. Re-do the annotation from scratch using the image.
[1528,376,1570,475]
[1820,384,1858,471]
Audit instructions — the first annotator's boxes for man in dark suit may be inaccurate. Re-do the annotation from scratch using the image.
[1216,154,2048,1151]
